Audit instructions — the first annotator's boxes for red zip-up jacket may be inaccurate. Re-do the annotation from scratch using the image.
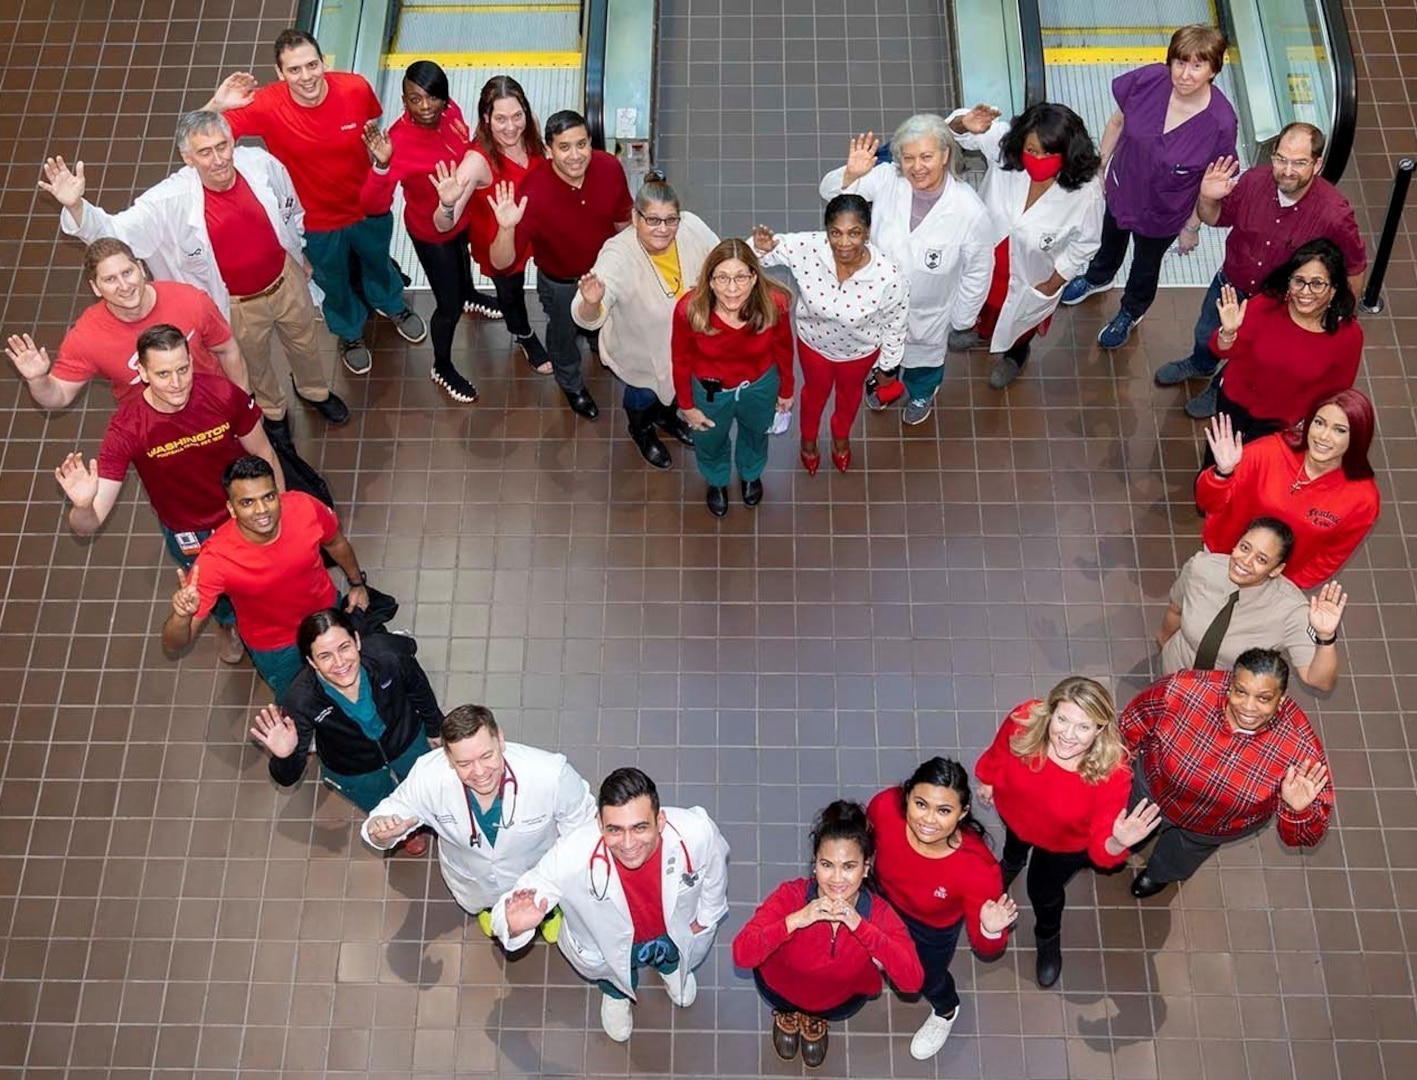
[360,102,474,244]
[733,878,923,1013]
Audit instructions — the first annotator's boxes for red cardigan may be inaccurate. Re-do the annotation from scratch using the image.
[1209,295,1362,427]
[732,879,924,1013]
[360,102,474,244]
[974,703,1131,868]
[670,289,796,406]
[1195,433,1379,588]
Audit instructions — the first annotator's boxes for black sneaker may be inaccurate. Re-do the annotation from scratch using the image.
[339,338,371,375]
[464,291,504,319]
[516,333,553,374]
[431,363,479,403]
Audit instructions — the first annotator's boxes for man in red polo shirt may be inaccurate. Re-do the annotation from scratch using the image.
[206,28,426,376]
[1118,648,1332,899]
[161,454,372,703]
[6,238,246,410]
[488,109,633,419]
[1155,121,1367,417]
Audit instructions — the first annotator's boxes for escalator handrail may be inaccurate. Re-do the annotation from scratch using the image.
[583,0,610,151]
[1318,0,1357,182]
[1018,0,1048,107]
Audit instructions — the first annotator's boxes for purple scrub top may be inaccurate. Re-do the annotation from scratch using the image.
[1104,63,1238,238]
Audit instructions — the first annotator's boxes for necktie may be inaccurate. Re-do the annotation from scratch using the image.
[1193,589,1241,670]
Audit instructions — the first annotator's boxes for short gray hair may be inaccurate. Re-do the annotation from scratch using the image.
[175,110,233,154]
[889,113,962,179]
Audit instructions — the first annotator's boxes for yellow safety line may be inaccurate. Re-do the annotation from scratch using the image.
[1043,45,1240,65]
[399,3,579,11]
[382,51,583,69]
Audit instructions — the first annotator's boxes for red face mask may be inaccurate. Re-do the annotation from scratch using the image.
[1022,152,1064,182]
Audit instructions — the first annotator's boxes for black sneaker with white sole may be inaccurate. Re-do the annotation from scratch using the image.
[339,338,372,375]
[431,363,479,403]
[463,290,504,319]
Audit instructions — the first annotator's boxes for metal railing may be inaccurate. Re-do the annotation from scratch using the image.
[582,0,610,149]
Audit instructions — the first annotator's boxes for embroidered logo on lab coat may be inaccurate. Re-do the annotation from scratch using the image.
[924,248,942,270]
[1039,233,1057,251]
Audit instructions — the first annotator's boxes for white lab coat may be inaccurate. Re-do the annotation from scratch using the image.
[361,741,596,915]
[820,163,994,367]
[59,146,308,318]
[490,806,730,1001]
[947,110,1105,353]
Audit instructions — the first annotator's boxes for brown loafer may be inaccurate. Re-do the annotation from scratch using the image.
[799,1014,829,1068]
[771,1010,800,1061]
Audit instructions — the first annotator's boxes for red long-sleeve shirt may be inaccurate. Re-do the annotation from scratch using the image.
[732,879,924,1013]
[866,789,1007,957]
[670,289,796,406]
[466,145,542,276]
[1195,433,1380,588]
[974,703,1131,868]
[359,102,474,244]
[1209,295,1362,427]
[1118,670,1332,847]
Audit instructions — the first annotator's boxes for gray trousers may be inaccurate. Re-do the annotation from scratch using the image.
[1130,767,1268,884]
[534,273,591,393]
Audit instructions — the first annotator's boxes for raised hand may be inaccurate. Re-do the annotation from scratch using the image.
[1215,284,1247,335]
[681,406,715,432]
[979,893,1020,935]
[430,159,466,207]
[5,334,51,380]
[54,452,100,508]
[39,157,85,208]
[974,782,995,808]
[1204,412,1244,476]
[171,564,201,618]
[249,704,298,758]
[578,272,606,307]
[367,813,421,846]
[1111,798,1163,848]
[843,131,881,183]
[959,103,1001,134]
[1199,156,1240,201]
[211,71,259,111]
[1280,759,1328,812]
[504,888,550,935]
[1308,582,1347,639]
[486,180,526,229]
[751,224,778,254]
[363,120,393,167]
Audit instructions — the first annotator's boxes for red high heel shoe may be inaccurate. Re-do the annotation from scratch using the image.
[831,444,852,473]
[800,445,821,475]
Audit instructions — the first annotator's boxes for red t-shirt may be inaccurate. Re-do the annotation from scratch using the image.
[616,840,667,942]
[53,282,230,403]
[865,788,1007,956]
[467,145,543,275]
[359,102,474,245]
[192,491,339,650]
[97,372,260,532]
[226,72,382,232]
[1195,433,1380,588]
[516,150,632,280]
[203,173,287,295]
[973,703,1132,868]
[670,289,796,405]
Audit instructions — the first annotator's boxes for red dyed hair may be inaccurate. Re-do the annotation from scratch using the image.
[1284,387,1376,480]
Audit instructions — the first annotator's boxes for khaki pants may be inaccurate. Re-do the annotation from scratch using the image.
[228,256,330,420]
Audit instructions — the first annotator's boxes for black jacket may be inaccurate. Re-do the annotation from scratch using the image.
[271,634,443,785]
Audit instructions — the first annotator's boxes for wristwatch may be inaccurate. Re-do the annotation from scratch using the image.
[353,570,369,588]
[1307,624,1337,646]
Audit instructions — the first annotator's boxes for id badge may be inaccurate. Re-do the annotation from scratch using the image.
[173,531,203,557]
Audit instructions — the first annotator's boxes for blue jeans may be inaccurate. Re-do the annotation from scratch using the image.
[597,935,680,1000]
[896,908,964,1016]
[321,736,433,812]
[305,213,407,341]
[1185,272,1247,376]
[160,525,234,627]
[622,383,659,411]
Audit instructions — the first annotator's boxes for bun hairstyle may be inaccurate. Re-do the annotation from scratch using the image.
[809,799,874,864]
[900,757,991,846]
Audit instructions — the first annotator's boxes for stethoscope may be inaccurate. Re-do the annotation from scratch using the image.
[589,821,697,901]
[465,763,518,848]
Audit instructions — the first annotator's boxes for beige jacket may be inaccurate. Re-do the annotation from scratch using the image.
[572,212,718,404]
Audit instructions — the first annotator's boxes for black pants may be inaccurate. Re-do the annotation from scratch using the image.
[1129,768,1267,883]
[409,234,471,369]
[895,909,963,1017]
[1198,382,1287,469]
[535,272,597,392]
[1001,828,1091,941]
[492,269,533,339]
[1083,207,1177,318]
[751,970,870,1022]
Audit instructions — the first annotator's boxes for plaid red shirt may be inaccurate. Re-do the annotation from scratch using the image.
[1118,670,1331,847]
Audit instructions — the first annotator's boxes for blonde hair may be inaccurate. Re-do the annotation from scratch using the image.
[1008,676,1124,785]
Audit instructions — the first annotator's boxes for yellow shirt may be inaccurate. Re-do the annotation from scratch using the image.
[647,242,686,298]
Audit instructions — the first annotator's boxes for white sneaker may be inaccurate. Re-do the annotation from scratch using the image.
[661,968,697,1007]
[600,993,633,1042]
[909,1007,958,1060]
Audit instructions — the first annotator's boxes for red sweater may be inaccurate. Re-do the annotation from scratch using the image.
[974,704,1131,868]
[1195,433,1380,588]
[1209,295,1362,427]
[732,879,924,1012]
[670,289,796,406]
[467,145,543,276]
[866,789,1007,956]
[360,102,474,244]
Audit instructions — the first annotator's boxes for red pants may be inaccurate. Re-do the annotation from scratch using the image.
[975,238,1048,350]
[798,339,878,441]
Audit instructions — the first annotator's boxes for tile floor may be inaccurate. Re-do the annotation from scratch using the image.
[1,0,1416,1077]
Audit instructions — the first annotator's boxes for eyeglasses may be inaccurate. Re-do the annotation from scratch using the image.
[711,272,755,286]
[638,212,681,228]
[1288,275,1332,294]
[1271,154,1313,170]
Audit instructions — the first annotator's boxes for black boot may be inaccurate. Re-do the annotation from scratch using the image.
[1035,933,1062,988]
[627,407,672,469]
[654,401,695,447]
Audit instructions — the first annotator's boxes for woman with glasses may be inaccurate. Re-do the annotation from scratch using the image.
[670,240,794,516]
[572,176,718,469]
[1205,238,1361,449]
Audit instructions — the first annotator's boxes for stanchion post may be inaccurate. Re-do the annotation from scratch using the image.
[1360,158,1414,315]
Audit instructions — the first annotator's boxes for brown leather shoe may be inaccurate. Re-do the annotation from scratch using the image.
[799,1014,829,1068]
[770,1010,800,1061]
